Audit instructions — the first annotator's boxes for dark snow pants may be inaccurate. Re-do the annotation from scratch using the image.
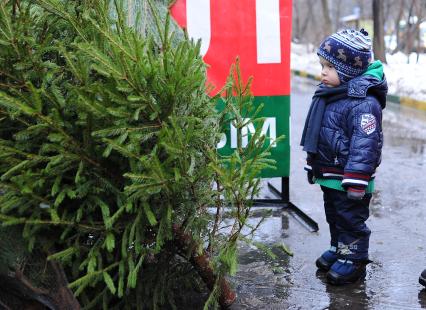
[321,186,372,261]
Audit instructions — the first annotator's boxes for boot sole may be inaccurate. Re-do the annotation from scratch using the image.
[316,257,335,272]
[420,275,426,287]
[326,269,366,285]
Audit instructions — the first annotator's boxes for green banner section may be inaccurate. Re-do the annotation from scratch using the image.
[216,96,290,178]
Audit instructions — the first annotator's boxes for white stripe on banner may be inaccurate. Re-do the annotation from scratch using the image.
[187,0,211,56]
[256,0,281,64]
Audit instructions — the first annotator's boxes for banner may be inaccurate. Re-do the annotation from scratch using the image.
[170,0,292,177]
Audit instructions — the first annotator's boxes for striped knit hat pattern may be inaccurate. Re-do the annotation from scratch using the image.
[317,29,372,82]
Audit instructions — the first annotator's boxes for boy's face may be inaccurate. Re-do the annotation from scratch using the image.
[319,57,340,87]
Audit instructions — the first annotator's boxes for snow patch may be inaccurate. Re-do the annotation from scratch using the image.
[291,43,426,102]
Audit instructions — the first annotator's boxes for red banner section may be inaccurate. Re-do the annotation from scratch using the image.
[170,0,292,96]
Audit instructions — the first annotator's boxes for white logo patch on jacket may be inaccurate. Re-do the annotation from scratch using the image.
[360,114,376,135]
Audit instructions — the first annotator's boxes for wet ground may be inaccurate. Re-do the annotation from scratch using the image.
[230,76,426,310]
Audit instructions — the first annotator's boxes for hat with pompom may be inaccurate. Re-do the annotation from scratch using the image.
[317,29,372,82]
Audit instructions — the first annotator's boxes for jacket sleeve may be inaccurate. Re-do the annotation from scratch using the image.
[341,97,383,189]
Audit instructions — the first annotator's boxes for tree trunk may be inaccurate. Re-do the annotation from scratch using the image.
[0,226,80,310]
[293,1,300,41]
[413,0,426,63]
[321,0,332,36]
[333,0,343,32]
[0,261,80,310]
[392,0,404,54]
[373,0,387,63]
[172,225,236,308]
[405,0,416,63]
[300,1,314,41]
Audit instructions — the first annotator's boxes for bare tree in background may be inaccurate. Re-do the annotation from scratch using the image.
[293,0,301,41]
[292,0,321,47]
[321,0,332,35]
[404,0,417,59]
[391,0,405,54]
[403,0,426,63]
[300,3,315,40]
[293,1,312,42]
[373,0,387,63]
[412,1,426,63]
[332,0,344,32]
[292,0,426,60]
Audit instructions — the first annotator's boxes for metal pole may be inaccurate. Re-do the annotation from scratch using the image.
[262,178,319,232]
[281,176,289,203]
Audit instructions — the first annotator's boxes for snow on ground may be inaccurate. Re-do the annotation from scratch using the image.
[291,43,426,102]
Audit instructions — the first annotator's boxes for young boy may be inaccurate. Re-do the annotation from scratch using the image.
[300,29,388,285]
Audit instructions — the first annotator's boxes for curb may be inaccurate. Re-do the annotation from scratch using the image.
[291,69,426,111]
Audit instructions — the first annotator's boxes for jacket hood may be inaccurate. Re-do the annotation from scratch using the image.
[347,72,388,109]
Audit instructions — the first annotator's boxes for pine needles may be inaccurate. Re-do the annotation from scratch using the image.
[0,0,281,308]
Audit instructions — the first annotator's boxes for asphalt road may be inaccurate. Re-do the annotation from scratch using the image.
[231,76,426,310]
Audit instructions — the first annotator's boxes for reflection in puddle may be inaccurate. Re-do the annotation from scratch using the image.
[418,289,426,308]
[233,206,426,309]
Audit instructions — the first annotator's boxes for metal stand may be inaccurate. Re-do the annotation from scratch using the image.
[253,177,319,232]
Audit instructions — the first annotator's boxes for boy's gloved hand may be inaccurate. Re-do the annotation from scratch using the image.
[347,187,365,200]
[307,171,315,184]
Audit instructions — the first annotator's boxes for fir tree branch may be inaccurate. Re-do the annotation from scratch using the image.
[68,262,120,290]
[0,183,50,205]
[0,109,30,126]
[35,0,89,44]
[32,112,124,183]
[0,3,20,58]
[207,175,222,254]
[87,17,137,63]
[0,69,25,84]
[0,82,26,89]
[0,214,105,231]
[242,215,267,239]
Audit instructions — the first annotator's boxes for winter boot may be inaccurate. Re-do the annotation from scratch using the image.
[326,259,367,285]
[420,269,426,287]
[315,246,338,271]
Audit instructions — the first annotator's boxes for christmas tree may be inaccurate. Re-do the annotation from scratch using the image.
[0,0,278,308]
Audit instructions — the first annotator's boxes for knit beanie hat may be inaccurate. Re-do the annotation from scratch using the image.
[317,29,372,83]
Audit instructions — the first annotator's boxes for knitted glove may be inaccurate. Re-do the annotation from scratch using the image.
[307,170,315,184]
[347,186,366,200]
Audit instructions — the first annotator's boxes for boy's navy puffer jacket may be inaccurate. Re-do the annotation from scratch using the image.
[307,75,388,189]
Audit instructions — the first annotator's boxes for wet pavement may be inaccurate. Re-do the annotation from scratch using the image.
[230,76,426,310]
